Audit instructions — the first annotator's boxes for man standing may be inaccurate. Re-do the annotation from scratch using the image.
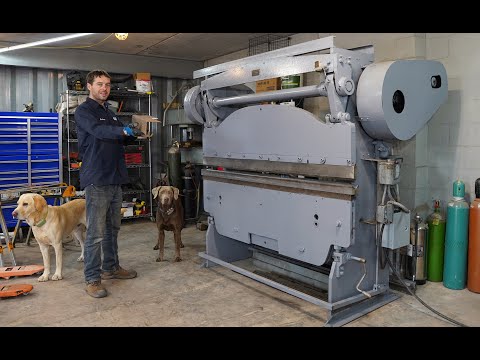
[75,69,138,298]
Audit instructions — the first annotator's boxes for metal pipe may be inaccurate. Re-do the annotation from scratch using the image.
[211,83,327,108]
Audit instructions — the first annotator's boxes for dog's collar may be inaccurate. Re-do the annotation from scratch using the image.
[159,206,174,216]
[34,208,48,227]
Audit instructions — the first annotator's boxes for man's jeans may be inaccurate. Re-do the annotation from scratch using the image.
[84,184,122,283]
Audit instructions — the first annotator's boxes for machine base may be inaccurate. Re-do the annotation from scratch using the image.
[199,251,400,327]
[325,291,399,327]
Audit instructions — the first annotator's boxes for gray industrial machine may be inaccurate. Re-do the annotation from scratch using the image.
[184,36,447,326]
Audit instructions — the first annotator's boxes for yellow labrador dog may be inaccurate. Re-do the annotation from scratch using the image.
[12,193,86,281]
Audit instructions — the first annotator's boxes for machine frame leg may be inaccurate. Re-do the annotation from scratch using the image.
[324,291,398,327]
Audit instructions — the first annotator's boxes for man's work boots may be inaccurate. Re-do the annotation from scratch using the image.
[86,280,107,298]
[101,265,137,280]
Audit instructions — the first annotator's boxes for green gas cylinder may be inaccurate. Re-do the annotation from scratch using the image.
[443,180,469,290]
[427,200,446,282]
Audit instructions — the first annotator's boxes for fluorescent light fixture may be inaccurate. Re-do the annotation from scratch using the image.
[0,33,95,54]
[115,33,128,40]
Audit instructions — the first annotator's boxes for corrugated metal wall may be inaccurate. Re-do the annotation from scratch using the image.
[0,65,65,113]
[0,64,193,188]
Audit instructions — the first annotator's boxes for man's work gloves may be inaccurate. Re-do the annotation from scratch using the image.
[123,126,144,138]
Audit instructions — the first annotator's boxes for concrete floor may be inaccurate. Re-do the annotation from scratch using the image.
[1,220,478,327]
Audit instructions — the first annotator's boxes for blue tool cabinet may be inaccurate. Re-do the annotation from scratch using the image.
[0,112,62,228]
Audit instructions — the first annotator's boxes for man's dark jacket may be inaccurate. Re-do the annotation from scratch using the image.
[75,97,129,189]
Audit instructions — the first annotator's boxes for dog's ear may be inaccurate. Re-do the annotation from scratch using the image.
[32,194,47,224]
[33,194,47,212]
[152,186,161,199]
[172,187,179,200]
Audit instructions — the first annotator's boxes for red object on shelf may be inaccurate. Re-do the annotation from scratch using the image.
[124,152,143,164]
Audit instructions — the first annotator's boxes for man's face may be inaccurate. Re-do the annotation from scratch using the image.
[87,75,111,103]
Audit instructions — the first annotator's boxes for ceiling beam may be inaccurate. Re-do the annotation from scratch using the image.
[0,47,202,79]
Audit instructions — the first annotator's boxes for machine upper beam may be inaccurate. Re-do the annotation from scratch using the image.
[194,36,336,79]
[201,55,332,91]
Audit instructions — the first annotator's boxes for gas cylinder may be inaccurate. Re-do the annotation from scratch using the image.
[168,141,182,191]
[183,162,196,219]
[443,180,469,290]
[427,200,446,282]
[406,214,428,284]
[468,178,480,293]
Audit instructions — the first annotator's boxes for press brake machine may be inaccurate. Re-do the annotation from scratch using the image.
[184,36,447,326]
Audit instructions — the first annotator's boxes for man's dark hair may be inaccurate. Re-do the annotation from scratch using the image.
[86,69,111,85]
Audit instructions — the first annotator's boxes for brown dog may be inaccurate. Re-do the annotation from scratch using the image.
[152,186,184,262]
[12,193,86,281]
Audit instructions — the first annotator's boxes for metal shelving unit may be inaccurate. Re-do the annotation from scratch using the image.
[61,89,154,220]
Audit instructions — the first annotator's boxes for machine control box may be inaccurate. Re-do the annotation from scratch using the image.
[381,211,410,249]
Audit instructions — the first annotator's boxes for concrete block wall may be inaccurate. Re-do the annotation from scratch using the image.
[426,33,480,207]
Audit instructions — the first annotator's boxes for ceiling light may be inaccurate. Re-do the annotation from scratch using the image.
[0,33,95,54]
[115,33,129,41]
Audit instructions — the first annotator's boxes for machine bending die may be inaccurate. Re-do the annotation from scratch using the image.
[184,36,447,326]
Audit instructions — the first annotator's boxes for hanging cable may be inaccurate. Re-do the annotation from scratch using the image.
[384,248,468,327]
[381,184,388,205]
[378,223,388,269]
[387,200,410,214]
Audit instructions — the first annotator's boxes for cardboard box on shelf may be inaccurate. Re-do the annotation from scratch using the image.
[122,207,134,217]
[256,78,281,93]
[135,80,152,93]
[132,114,160,138]
[133,72,151,81]
[122,201,135,217]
